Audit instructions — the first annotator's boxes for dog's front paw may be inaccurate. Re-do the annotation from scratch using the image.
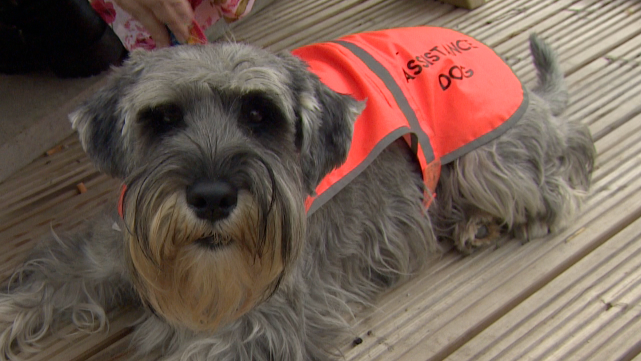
[454,214,502,253]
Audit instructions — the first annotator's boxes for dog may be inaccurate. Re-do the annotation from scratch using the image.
[0,27,594,360]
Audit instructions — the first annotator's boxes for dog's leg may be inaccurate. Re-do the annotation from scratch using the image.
[430,164,509,253]
[453,212,502,252]
[433,35,595,253]
[0,215,133,360]
[434,107,594,253]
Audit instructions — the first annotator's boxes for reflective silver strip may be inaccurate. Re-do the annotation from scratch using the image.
[335,39,529,166]
[334,40,435,163]
[307,39,528,214]
[307,127,413,215]
[440,87,530,165]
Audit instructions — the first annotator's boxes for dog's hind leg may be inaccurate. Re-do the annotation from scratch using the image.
[432,35,595,253]
[452,212,503,253]
[429,161,511,254]
[0,215,134,360]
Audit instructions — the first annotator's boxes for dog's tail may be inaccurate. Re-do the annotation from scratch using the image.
[529,34,568,116]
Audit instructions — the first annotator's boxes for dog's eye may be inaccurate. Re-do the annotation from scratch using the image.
[247,109,263,124]
[138,103,185,137]
[239,93,284,134]
[144,104,183,123]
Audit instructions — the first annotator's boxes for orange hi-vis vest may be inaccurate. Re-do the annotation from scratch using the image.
[292,27,529,214]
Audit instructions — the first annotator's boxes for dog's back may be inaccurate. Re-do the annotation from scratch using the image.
[293,26,529,212]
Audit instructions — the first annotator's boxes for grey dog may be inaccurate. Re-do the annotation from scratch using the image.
[0,28,594,360]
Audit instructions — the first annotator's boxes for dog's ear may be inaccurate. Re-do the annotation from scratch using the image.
[69,55,144,179]
[279,52,365,194]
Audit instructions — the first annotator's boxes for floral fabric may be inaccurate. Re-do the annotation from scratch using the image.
[90,0,255,50]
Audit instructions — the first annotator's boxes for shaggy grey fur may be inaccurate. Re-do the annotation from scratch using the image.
[0,33,594,361]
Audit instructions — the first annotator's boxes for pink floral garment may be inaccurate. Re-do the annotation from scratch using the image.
[90,0,255,50]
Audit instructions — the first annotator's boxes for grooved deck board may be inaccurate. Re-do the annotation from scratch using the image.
[446,216,641,361]
[2,0,641,360]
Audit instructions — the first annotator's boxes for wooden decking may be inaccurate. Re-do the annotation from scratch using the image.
[2,0,641,359]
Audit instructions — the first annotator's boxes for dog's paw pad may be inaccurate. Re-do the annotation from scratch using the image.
[455,218,501,253]
[475,225,489,239]
[469,223,500,247]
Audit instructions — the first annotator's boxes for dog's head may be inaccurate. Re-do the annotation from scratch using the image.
[70,43,363,332]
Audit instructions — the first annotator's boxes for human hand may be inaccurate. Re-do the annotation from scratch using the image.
[113,0,194,47]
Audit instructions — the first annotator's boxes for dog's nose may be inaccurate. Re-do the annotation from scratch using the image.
[186,181,238,221]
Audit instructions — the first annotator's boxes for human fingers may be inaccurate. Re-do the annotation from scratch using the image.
[114,0,193,47]
[155,0,194,43]
[129,4,172,47]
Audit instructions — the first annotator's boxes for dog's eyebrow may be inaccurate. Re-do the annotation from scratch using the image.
[232,59,255,72]
[217,88,294,120]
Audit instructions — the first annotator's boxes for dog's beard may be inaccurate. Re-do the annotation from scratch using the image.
[122,177,305,333]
